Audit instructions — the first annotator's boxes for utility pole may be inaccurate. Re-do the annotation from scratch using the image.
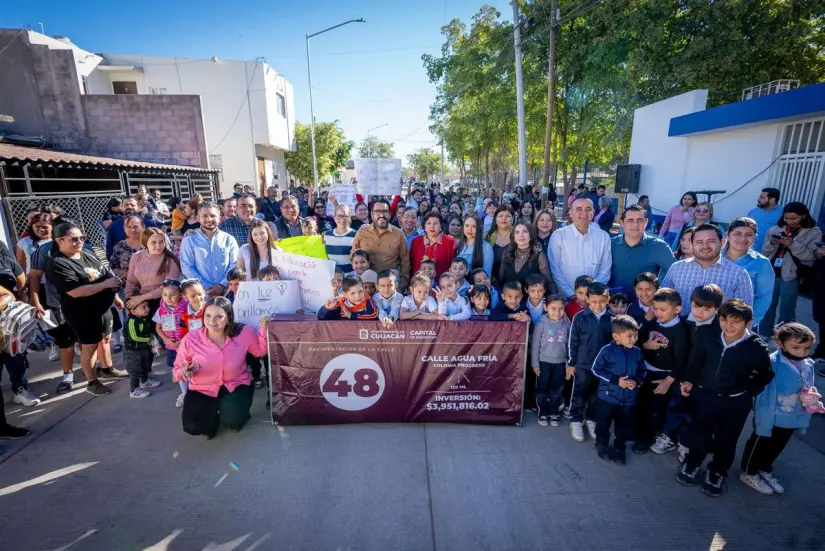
[511,0,528,188]
[440,141,445,187]
[541,0,558,191]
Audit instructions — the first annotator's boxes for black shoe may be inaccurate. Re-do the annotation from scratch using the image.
[596,444,612,462]
[97,366,127,378]
[677,462,699,486]
[0,424,31,440]
[702,472,725,497]
[612,448,626,465]
[254,378,264,389]
[203,433,215,440]
[86,380,112,396]
[632,442,649,455]
[56,380,73,394]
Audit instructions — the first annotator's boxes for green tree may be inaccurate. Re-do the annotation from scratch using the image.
[406,148,443,181]
[424,1,825,196]
[284,121,353,184]
[357,136,395,159]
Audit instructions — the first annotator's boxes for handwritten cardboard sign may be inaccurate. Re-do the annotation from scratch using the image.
[354,158,402,196]
[269,251,336,313]
[233,280,302,325]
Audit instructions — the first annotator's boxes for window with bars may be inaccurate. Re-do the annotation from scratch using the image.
[772,117,825,211]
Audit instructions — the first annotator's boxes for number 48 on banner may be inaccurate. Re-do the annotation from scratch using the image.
[319,354,386,411]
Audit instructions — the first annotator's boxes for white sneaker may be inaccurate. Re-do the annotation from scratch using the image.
[651,434,677,455]
[677,444,689,464]
[140,378,162,389]
[48,344,60,362]
[13,388,41,407]
[739,472,774,494]
[538,415,549,427]
[130,388,151,399]
[570,422,585,442]
[759,472,785,494]
[175,393,186,408]
[585,420,597,440]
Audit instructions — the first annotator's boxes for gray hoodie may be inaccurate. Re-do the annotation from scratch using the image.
[531,316,571,367]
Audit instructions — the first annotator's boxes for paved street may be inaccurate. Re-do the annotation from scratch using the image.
[2,304,825,551]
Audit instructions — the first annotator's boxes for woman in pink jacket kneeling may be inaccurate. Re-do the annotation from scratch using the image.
[173,296,269,439]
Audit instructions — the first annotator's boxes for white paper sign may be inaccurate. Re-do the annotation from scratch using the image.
[354,158,402,196]
[327,183,358,214]
[270,251,335,313]
[233,280,302,325]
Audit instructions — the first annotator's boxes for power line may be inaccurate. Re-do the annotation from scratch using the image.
[209,60,260,153]
[393,120,432,143]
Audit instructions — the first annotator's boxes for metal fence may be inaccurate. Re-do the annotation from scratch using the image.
[4,194,114,245]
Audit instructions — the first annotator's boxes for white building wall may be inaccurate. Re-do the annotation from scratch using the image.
[681,123,782,222]
[629,89,783,223]
[629,90,708,213]
[85,55,294,197]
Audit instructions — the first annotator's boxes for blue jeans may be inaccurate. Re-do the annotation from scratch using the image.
[0,353,28,396]
[760,278,799,338]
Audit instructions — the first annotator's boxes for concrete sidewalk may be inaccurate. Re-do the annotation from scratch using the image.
[2,312,825,550]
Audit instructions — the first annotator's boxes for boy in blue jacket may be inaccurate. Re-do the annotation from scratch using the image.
[567,281,613,443]
[591,315,646,465]
[739,322,819,495]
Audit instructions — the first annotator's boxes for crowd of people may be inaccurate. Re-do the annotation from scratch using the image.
[1,180,823,499]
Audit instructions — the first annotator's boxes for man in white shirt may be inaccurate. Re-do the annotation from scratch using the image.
[547,197,612,299]
[151,189,170,217]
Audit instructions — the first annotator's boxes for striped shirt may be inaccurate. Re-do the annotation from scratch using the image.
[325,228,356,272]
[661,256,754,317]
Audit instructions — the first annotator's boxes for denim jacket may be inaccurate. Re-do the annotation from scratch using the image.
[754,351,815,436]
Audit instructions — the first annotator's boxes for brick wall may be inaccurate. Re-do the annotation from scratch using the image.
[82,95,208,168]
[0,30,208,169]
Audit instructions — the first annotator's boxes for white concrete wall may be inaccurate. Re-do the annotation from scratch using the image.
[628,89,783,223]
[682,123,782,222]
[86,55,294,197]
[629,90,708,213]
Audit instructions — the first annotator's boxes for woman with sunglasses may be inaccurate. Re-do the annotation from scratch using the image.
[45,222,125,396]
[312,200,335,234]
[672,202,714,252]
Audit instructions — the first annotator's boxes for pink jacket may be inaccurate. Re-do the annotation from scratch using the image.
[659,205,696,235]
[173,326,267,397]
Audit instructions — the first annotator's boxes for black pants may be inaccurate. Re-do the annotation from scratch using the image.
[181,385,254,437]
[569,367,599,422]
[685,387,753,477]
[124,348,153,391]
[594,399,634,450]
[661,391,692,445]
[740,426,795,476]
[634,371,673,447]
[535,361,566,417]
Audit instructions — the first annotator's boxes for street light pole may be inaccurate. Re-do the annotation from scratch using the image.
[305,18,366,191]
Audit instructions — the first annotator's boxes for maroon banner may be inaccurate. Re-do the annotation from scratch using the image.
[267,320,527,425]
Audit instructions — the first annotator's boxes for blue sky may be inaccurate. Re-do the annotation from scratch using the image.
[1,0,511,161]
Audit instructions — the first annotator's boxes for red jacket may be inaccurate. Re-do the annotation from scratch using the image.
[409,234,457,279]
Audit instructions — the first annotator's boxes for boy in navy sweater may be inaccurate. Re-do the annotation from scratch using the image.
[567,281,613,443]
[489,281,530,322]
[634,287,690,454]
[591,315,646,464]
[653,284,723,460]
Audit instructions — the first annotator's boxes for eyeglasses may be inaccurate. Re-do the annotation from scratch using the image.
[695,209,710,214]
[334,214,349,220]
[62,235,86,244]
[373,209,390,215]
